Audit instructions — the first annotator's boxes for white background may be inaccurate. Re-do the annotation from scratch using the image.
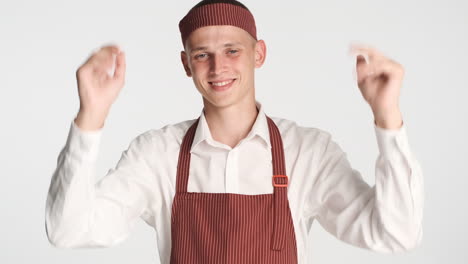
[1,0,467,263]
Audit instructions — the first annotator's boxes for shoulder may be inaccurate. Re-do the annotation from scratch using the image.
[268,116,345,168]
[269,116,333,149]
[129,118,198,153]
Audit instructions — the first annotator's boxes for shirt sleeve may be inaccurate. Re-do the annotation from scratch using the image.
[45,119,157,248]
[313,121,424,253]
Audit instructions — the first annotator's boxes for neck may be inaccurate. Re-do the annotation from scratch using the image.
[202,98,258,148]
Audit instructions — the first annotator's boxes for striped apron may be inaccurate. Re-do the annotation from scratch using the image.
[170,116,298,263]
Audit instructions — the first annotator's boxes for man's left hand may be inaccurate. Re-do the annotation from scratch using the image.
[349,44,404,129]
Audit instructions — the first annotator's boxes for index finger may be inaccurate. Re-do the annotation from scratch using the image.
[98,44,121,54]
[348,43,385,62]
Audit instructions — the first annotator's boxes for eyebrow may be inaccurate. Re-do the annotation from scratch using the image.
[190,42,244,54]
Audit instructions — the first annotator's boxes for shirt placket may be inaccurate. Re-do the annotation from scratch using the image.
[225,148,239,193]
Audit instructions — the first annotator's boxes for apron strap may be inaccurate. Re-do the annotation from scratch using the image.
[267,116,289,251]
[175,119,199,194]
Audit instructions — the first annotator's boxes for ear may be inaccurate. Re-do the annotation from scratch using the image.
[180,51,192,77]
[254,39,267,68]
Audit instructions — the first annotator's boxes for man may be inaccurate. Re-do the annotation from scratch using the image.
[45,0,424,263]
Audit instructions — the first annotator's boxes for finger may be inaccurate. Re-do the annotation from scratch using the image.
[94,46,119,63]
[371,58,404,79]
[356,55,375,83]
[99,44,121,54]
[356,54,366,66]
[89,47,120,75]
[349,43,385,62]
[113,51,126,81]
[86,45,118,63]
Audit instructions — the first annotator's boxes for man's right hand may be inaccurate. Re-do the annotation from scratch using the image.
[74,45,126,131]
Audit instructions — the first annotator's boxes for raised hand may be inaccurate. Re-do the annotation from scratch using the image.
[349,44,404,129]
[74,45,126,130]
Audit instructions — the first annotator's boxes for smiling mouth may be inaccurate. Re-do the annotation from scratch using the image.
[208,79,236,91]
[209,79,236,86]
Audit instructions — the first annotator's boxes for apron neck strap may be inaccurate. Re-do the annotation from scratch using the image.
[175,115,287,193]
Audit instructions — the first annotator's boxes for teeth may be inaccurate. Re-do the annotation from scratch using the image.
[211,80,233,86]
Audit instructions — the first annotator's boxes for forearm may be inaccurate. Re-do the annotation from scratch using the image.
[372,141,424,252]
[315,123,424,253]
[45,121,103,248]
[45,120,156,248]
[371,122,424,252]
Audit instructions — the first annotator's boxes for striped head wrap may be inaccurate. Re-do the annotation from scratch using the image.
[179,0,257,47]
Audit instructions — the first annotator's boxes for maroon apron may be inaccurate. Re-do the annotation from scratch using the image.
[170,116,298,264]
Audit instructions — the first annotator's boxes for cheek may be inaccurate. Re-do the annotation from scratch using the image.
[190,63,208,77]
[233,56,253,71]
[236,57,255,76]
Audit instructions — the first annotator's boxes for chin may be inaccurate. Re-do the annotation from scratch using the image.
[197,88,234,108]
[203,96,238,109]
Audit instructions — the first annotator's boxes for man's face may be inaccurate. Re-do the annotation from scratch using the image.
[181,25,266,109]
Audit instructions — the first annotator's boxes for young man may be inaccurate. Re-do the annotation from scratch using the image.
[45,0,424,263]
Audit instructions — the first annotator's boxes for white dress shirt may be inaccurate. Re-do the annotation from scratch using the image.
[45,101,424,264]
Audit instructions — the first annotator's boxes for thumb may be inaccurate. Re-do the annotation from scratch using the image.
[356,54,366,66]
[113,51,126,82]
[356,55,373,84]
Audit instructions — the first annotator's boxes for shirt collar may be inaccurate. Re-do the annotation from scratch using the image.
[190,101,271,153]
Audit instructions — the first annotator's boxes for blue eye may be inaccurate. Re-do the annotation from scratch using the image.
[229,50,238,54]
[195,53,207,59]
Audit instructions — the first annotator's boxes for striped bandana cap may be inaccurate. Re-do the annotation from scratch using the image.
[178,0,257,47]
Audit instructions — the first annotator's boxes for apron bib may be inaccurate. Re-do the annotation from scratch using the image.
[170,116,298,264]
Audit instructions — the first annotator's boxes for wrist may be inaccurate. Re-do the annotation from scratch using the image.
[374,111,403,130]
[74,110,107,131]
[373,108,403,130]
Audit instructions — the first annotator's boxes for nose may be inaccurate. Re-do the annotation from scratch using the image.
[209,53,228,76]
